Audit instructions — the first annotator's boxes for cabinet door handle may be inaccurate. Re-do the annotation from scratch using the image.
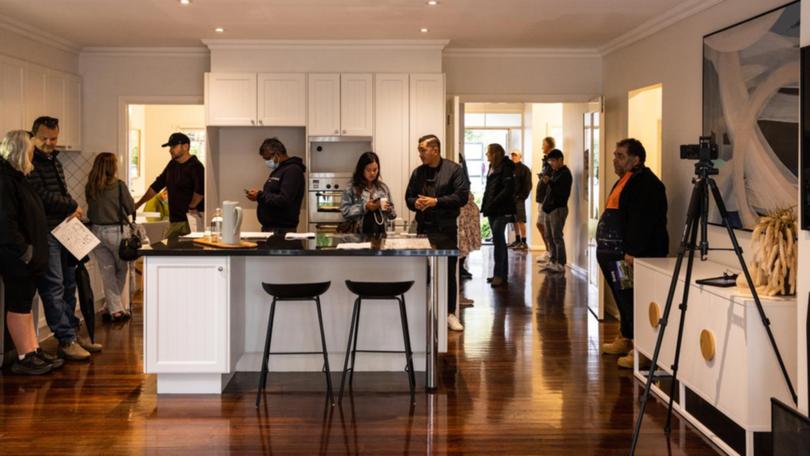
[218,266,224,272]
[251,120,256,125]
[342,129,347,134]
[258,120,263,125]
[334,129,339,134]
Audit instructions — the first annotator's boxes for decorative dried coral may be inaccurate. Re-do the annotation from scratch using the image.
[737,208,798,296]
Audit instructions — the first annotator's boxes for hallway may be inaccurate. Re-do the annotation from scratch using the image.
[0,249,720,455]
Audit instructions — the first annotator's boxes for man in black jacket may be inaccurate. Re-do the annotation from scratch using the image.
[27,116,99,361]
[246,137,306,232]
[597,138,668,369]
[481,144,515,287]
[406,134,469,331]
[509,151,532,250]
[540,149,572,273]
[135,133,205,238]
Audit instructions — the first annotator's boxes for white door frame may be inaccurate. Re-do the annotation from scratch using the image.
[117,95,204,187]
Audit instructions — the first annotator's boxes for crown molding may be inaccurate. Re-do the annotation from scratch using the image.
[80,46,209,57]
[0,16,80,54]
[443,47,600,59]
[599,0,725,56]
[201,39,450,51]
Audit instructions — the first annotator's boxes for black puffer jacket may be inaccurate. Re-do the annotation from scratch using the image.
[0,158,49,278]
[27,149,77,229]
[513,161,532,201]
[619,166,669,258]
[406,158,469,234]
[481,158,516,217]
[258,156,307,229]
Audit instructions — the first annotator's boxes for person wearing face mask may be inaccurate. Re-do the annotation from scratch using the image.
[246,137,306,233]
[134,133,205,239]
[597,138,668,369]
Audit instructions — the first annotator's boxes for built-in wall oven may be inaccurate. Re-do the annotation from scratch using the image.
[308,173,351,229]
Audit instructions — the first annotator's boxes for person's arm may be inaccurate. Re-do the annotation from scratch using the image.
[136,166,167,209]
[383,184,397,220]
[490,166,516,210]
[523,168,534,200]
[559,168,573,205]
[340,188,365,220]
[0,183,28,262]
[435,165,470,209]
[259,167,303,209]
[26,169,78,216]
[405,170,419,212]
[120,180,136,216]
[623,177,661,258]
[188,162,205,212]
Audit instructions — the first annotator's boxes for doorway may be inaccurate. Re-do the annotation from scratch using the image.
[628,84,663,178]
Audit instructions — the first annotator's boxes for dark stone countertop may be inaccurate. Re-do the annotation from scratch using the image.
[139,232,459,257]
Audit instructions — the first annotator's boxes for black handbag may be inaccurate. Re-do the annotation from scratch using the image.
[117,183,142,261]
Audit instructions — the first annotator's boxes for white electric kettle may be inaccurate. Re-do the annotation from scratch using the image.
[221,200,243,245]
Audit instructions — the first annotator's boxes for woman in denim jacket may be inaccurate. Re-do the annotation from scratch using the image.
[340,152,396,235]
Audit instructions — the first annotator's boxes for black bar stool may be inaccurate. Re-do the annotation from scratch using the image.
[339,280,416,402]
[256,281,334,407]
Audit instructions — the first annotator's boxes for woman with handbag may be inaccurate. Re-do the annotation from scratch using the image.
[340,151,396,235]
[0,130,63,374]
[86,152,135,321]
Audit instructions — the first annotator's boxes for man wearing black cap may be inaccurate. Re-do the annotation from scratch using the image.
[540,149,572,273]
[135,133,205,238]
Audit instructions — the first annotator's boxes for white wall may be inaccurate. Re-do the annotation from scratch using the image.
[128,105,146,195]
[562,103,590,271]
[627,84,663,178]
[444,51,601,100]
[603,0,806,414]
[208,42,443,73]
[0,24,78,74]
[79,50,210,158]
[528,103,562,250]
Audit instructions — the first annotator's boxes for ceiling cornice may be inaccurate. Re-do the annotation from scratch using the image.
[599,0,725,56]
[201,39,450,51]
[443,47,600,59]
[0,16,80,54]
[80,47,209,57]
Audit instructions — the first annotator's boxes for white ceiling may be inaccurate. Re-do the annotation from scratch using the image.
[0,0,687,49]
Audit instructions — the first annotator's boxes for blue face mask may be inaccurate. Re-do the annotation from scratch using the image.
[265,159,277,170]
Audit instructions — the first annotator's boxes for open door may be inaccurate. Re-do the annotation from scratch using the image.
[585,97,605,320]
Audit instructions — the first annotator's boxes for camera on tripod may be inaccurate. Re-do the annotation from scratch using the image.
[680,136,718,161]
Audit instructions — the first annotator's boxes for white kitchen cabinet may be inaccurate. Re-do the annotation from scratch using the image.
[340,73,373,136]
[205,73,258,126]
[0,56,25,135]
[23,64,46,130]
[145,256,230,379]
[409,73,445,171]
[257,73,306,126]
[374,73,409,217]
[43,71,64,121]
[307,73,341,135]
[61,75,82,150]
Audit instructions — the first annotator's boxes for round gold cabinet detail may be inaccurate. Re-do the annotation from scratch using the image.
[699,329,716,362]
[648,302,661,329]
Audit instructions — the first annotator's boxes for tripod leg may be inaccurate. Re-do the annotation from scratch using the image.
[707,178,798,404]
[664,195,702,433]
[630,180,702,455]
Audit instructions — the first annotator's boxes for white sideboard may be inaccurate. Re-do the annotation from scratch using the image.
[634,257,797,456]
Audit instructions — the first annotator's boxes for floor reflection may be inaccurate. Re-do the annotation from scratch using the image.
[0,249,720,455]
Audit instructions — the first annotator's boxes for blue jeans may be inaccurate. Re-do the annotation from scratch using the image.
[37,234,78,344]
[489,216,509,279]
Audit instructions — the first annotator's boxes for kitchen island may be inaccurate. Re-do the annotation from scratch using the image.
[139,233,455,394]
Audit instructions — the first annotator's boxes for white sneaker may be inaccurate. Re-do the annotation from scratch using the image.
[448,313,464,331]
[536,252,550,264]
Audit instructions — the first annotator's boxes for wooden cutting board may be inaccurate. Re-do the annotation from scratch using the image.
[192,237,258,249]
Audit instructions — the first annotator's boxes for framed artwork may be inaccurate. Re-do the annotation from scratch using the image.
[703,1,800,229]
[802,45,810,230]
[128,129,141,179]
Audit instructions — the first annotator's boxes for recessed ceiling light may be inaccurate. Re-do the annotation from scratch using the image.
[420,28,429,33]
[215,27,225,33]
[180,0,191,5]
[427,1,439,5]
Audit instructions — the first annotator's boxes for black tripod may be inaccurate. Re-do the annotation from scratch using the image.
[628,156,798,455]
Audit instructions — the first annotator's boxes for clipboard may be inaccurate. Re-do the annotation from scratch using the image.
[695,272,738,288]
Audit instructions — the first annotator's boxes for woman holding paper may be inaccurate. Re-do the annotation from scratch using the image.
[0,130,62,375]
[340,152,396,235]
[86,152,135,321]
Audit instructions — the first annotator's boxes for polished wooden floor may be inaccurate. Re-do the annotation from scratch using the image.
[0,250,721,455]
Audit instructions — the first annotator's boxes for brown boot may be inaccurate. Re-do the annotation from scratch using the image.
[58,340,91,361]
[601,335,633,355]
[78,336,103,353]
[618,349,636,369]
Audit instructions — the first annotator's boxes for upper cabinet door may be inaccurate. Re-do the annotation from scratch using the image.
[62,76,82,150]
[409,73,445,171]
[206,73,257,126]
[43,71,65,121]
[0,56,25,135]
[307,73,341,136]
[257,73,306,127]
[340,73,373,136]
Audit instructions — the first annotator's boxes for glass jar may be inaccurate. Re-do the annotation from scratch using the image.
[210,208,223,242]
